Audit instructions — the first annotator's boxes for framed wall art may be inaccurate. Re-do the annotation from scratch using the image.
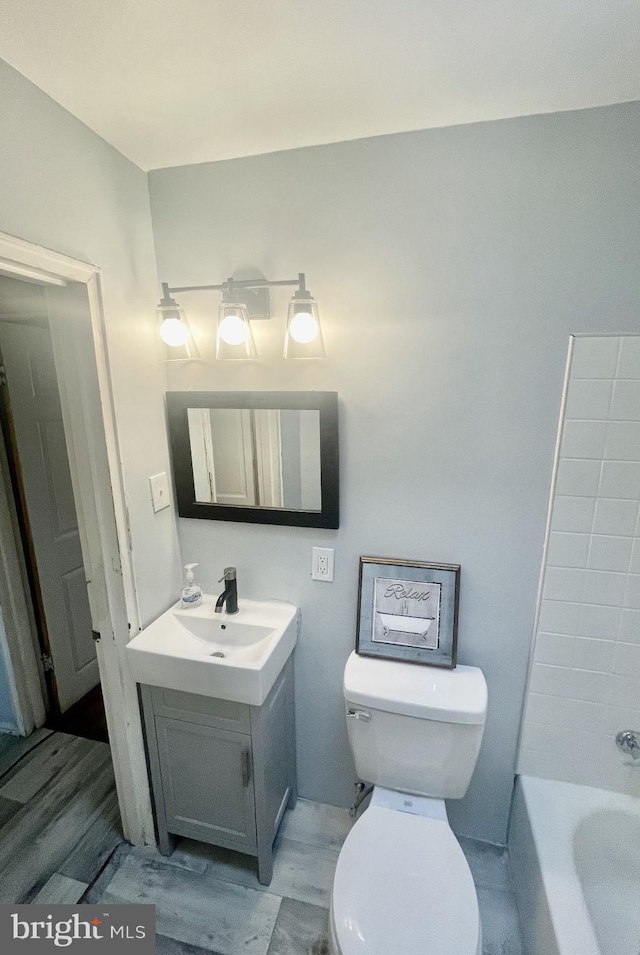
[356,556,460,669]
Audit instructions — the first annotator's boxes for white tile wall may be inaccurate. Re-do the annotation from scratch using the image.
[576,602,621,640]
[600,461,640,499]
[518,336,640,798]
[619,609,640,642]
[561,421,607,459]
[604,422,640,460]
[611,380,640,420]
[547,531,590,568]
[629,540,640,574]
[543,567,586,601]
[624,575,640,609]
[588,535,633,572]
[564,378,613,419]
[537,599,581,634]
[618,337,640,377]
[592,499,639,535]
[551,496,595,532]
[569,336,619,379]
[582,569,626,606]
[535,632,575,666]
[555,459,601,496]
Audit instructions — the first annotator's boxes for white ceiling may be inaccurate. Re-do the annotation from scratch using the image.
[1,0,638,170]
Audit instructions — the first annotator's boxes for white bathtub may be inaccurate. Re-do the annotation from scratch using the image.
[509,775,640,955]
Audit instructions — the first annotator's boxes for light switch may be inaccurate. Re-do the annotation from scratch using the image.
[149,472,171,513]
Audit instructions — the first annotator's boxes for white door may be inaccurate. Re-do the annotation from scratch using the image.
[0,322,98,712]
[253,410,284,508]
[187,408,217,503]
[187,408,285,508]
[210,408,257,506]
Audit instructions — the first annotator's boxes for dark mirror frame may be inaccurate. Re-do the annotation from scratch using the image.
[166,391,339,529]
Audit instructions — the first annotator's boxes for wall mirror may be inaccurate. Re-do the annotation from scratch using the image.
[166,391,339,528]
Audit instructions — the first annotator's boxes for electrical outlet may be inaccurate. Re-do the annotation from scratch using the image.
[149,472,171,513]
[312,546,334,582]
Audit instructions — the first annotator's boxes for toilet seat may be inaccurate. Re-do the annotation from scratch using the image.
[330,805,480,955]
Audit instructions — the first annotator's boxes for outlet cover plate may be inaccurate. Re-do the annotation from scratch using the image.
[312,547,334,582]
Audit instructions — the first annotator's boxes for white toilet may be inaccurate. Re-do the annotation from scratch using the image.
[329,651,488,955]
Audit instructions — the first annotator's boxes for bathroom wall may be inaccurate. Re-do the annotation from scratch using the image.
[0,60,181,627]
[519,335,640,797]
[149,101,640,844]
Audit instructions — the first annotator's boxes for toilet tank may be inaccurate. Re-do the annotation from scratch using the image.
[343,652,487,800]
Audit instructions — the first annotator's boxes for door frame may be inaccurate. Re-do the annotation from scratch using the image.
[0,231,154,846]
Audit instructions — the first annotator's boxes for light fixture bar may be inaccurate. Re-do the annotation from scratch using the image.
[165,274,306,295]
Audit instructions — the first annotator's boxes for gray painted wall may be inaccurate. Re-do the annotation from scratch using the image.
[0,60,181,629]
[150,102,640,844]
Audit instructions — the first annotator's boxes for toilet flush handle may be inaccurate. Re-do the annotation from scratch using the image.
[347,708,371,722]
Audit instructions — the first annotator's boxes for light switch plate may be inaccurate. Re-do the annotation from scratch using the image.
[149,472,171,513]
[312,547,334,581]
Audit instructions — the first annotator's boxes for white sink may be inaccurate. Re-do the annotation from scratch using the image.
[126,595,300,706]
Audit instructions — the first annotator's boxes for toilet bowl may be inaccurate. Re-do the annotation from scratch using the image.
[331,652,488,955]
[329,788,481,955]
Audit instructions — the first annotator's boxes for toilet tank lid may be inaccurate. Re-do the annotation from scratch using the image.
[343,651,487,724]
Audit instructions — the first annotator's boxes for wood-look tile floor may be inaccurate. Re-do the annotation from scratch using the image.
[0,730,524,955]
[0,729,123,904]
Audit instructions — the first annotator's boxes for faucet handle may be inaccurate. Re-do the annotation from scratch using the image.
[218,566,237,583]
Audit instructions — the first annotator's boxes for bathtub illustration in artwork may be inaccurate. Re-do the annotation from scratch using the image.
[375,611,438,649]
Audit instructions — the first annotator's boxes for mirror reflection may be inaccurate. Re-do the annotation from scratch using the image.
[187,408,322,511]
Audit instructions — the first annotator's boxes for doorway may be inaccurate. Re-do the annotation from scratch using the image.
[0,230,155,848]
[0,275,107,741]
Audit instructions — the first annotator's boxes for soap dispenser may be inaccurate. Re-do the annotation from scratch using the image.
[181,563,203,608]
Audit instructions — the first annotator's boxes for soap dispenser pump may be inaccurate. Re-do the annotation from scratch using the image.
[181,563,203,608]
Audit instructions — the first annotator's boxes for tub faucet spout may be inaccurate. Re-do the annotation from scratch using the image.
[215,567,239,615]
[615,730,640,760]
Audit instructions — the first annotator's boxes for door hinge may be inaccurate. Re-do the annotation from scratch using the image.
[0,366,6,387]
[41,653,54,673]
[92,629,101,642]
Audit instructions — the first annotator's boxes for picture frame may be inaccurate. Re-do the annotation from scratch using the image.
[356,556,460,669]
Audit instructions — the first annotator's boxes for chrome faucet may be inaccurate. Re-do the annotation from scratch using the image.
[615,730,640,761]
[215,567,239,615]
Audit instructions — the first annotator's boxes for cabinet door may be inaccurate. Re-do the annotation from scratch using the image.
[155,717,257,849]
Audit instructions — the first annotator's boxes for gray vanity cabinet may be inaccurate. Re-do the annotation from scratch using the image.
[139,656,296,885]
[155,719,258,848]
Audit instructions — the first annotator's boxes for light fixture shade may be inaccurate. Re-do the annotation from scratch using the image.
[284,292,325,359]
[216,301,257,360]
[156,301,200,361]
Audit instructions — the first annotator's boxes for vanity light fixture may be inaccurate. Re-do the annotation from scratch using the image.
[157,284,200,360]
[216,279,257,360]
[157,273,324,360]
[284,277,325,359]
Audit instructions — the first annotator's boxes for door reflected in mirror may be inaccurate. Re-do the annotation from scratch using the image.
[187,408,322,511]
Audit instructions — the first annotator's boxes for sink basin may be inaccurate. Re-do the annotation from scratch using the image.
[126,595,300,706]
